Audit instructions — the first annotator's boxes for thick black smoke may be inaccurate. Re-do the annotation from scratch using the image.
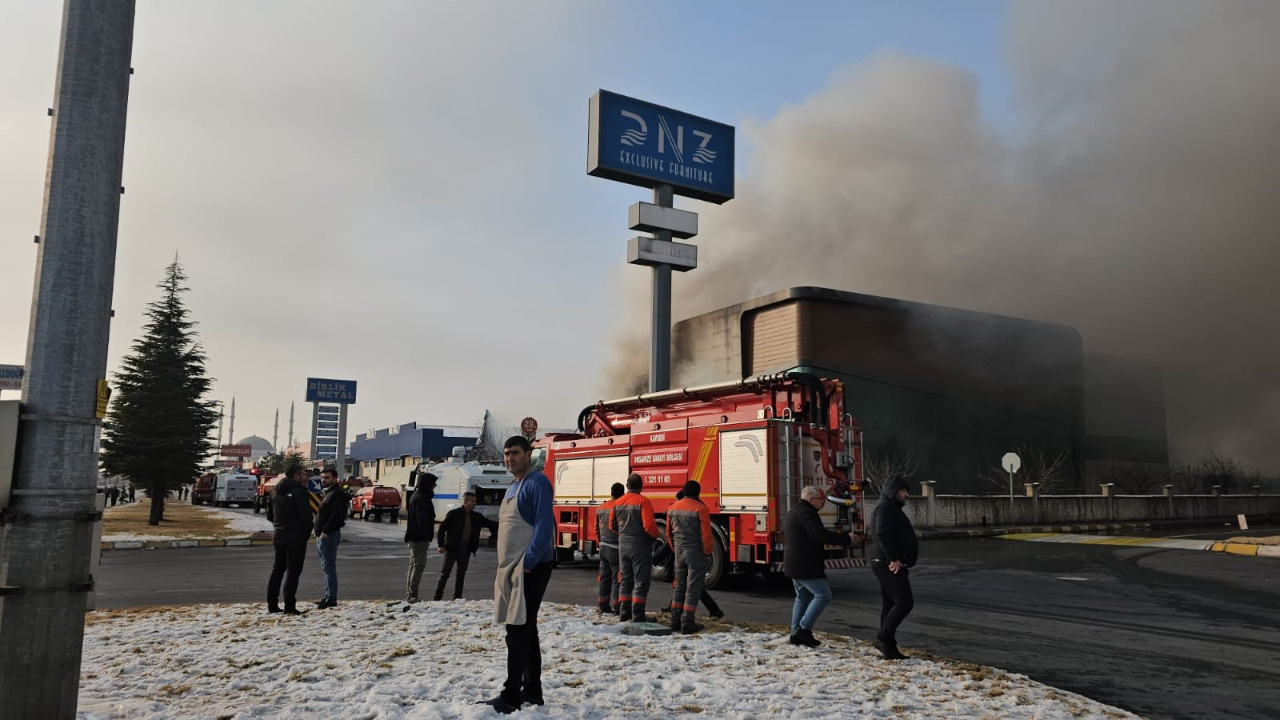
[606,1,1280,472]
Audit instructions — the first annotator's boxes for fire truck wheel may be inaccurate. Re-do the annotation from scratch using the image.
[704,529,727,590]
[651,520,674,583]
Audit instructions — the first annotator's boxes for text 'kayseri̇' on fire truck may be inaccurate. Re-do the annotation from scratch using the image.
[536,372,865,588]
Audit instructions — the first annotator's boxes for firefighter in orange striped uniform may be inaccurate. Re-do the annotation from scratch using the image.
[665,480,713,634]
[609,473,660,622]
[595,482,626,614]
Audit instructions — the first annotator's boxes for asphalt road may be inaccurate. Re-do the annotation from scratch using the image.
[95,515,1280,720]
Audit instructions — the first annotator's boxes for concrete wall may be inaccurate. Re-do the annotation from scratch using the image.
[873,492,1280,529]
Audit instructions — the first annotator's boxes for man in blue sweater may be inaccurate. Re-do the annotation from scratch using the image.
[482,436,554,714]
[871,476,919,660]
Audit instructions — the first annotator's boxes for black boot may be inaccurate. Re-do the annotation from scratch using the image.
[599,601,613,614]
[669,613,682,632]
[796,628,821,648]
[618,600,632,622]
[632,602,647,623]
[680,613,704,634]
[874,636,905,660]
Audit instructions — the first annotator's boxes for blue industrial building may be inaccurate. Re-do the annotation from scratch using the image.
[350,422,480,482]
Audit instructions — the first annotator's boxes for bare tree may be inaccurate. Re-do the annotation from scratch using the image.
[1088,462,1169,495]
[982,442,1073,495]
[862,440,919,496]
[1193,451,1245,494]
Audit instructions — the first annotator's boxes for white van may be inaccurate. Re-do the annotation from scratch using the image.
[214,472,257,508]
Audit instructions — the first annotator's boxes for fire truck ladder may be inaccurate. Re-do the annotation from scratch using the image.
[776,415,804,516]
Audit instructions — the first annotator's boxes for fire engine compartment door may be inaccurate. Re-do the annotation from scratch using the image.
[591,455,630,503]
[719,428,769,512]
[553,458,594,504]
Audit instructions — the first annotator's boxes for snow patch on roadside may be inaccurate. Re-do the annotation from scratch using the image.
[77,601,1139,719]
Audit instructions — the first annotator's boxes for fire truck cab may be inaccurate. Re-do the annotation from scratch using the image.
[539,372,865,588]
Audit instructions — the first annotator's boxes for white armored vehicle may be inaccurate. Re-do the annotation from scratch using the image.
[415,446,513,524]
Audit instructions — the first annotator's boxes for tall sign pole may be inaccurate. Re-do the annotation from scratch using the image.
[0,1,136,715]
[305,378,356,474]
[587,90,735,393]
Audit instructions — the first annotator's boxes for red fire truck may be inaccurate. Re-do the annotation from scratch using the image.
[538,372,865,588]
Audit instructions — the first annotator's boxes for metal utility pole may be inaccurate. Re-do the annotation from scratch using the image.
[0,1,136,716]
[649,184,674,393]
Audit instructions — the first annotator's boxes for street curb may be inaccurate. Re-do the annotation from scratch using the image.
[1209,542,1280,558]
[101,531,274,551]
[918,523,1148,540]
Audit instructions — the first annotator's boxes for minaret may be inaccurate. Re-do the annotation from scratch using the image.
[228,396,236,444]
[287,401,295,448]
[272,407,279,453]
[217,404,224,446]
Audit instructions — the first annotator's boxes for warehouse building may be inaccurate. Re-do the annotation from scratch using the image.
[669,287,1166,493]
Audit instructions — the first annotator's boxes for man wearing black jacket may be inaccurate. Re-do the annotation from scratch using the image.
[313,467,348,609]
[784,486,857,648]
[871,476,919,660]
[403,473,437,603]
[267,465,314,615]
[434,492,500,600]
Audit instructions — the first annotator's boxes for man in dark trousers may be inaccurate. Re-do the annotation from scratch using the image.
[313,467,348,609]
[482,436,554,714]
[610,473,660,622]
[266,465,313,615]
[595,482,625,614]
[434,491,499,600]
[666,481,713,634]
[871,476,918,660]
[403,472,437,603]
[785,486,856,648]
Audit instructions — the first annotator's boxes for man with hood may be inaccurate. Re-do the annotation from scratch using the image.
[784,486,856,647]
[871,476,918,660]
[404,471,438,603]
[266,464,314,615]
[665,480,713,634]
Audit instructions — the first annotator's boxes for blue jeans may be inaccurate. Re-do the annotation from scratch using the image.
[317,530,340,602]
[791,577,832,633]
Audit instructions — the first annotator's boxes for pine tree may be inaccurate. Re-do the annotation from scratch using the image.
[100,256,218,525]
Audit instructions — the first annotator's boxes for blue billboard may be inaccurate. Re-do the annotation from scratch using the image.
[305,378,357,404]
[588,90,734,204]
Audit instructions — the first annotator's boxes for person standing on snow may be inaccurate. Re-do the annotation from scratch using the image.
[266,465,313,615]
[595,482,625,614]
[403,472,437,603]
[610,473,660,622]
[665,480,714,634]
[784,486,856,647]
[871,476,918,660]
[481,436,554,715]
[313,467,348,609]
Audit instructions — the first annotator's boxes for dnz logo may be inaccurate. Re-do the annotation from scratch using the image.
[619,110,717,165]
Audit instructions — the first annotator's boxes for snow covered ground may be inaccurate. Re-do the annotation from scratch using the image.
[78,601,1139,719]
[101,506,271,542]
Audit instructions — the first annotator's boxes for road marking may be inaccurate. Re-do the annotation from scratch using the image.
[999,533,1275,558]
[1054,576,1090,581]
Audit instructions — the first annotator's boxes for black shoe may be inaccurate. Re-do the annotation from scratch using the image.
[315,599,337,609]
[873,637,905,660]
[670,615,682,632]
[598,602,612,614]
[267,605,281,614]
[681,622,704,635]
[520,691,545,707]
[282,608,304,616]
[796,628,821,648]
[478,696,519,715]
[709,610,724,620]
[788,632,803,645]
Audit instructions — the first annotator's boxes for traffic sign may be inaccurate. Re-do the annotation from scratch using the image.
[95,379,111,419]
[520,417,538,437]
[0,365,24,391]
[1002,452,1021,474]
